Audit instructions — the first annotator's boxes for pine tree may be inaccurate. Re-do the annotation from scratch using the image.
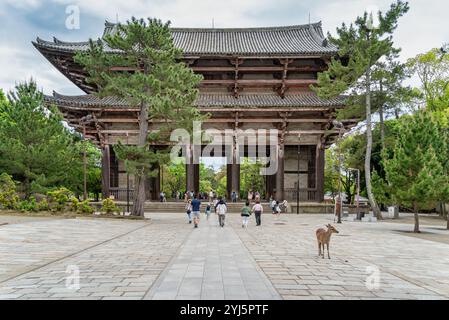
[75,17,204,216]
[383,111,448,232]
[0,81,86,196]
[313,0,409,219]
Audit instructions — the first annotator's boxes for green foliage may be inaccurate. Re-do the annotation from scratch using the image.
[240,158,265,199]
[324,149,340,196]
[0,173,19,209]
[69,197,80,212]
[75,17,205,185]
[407,45,449,111]
[371,170,391,206]
[101,198,121,214]
[313,0,409,101]
[36,198,50,211]
[77,200,94,214]
[19,197,39,212]
[0,81,101,197]
[47,187,73,211]
[383,111,449,211]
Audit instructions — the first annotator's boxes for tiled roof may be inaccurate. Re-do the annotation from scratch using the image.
[33,21,337,56]
[46,92,346,109]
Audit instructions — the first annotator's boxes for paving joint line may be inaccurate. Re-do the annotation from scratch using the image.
[143,224,194,300]
[0,221,152,286]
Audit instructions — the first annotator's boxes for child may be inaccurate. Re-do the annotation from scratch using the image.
[185,199,192,224]
[241,201,251,228]
[275,200,281,218]
[205,203,212,220]
[271,199,277,214]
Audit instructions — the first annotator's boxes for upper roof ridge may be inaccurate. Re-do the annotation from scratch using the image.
[103,19,323,33]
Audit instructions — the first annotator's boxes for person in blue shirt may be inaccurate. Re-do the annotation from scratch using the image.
[191,194,201,228]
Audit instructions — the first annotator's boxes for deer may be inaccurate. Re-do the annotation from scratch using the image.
[316,224,339,259]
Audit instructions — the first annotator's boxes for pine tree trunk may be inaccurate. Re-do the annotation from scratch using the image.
[413,201,420,233]
[131,99,149,217]
[132,174,146,216]
[379,81,385,151]
[365,68,382,219]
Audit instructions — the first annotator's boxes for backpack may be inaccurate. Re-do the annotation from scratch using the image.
[217,204,227,215]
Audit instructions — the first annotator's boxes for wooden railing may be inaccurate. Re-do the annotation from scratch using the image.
[284,188,318,202]
[109,188,134,201]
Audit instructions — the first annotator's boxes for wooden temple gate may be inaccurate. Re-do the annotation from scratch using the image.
[33,21,356,202]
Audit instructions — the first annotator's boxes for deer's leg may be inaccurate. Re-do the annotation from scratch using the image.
[321,243,325,259]
[327,243,330,259]
[317,241,321,257]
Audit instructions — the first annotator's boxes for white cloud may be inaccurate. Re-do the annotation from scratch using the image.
[1,0,448,96]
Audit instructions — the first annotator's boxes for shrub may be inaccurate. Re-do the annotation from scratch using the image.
[77,200,94,214]
[101,197,121,215]
[0,173,19,210]
[47,187,73,211]
[19,197,39,212]
[37,198,50,211]
[69,197,79,212]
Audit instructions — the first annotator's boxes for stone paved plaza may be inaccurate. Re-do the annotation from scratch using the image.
[0,212,449,300]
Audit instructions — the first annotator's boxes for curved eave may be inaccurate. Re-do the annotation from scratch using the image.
[45,92,347,111]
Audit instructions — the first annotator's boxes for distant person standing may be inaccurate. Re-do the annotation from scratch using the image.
[231,191,237,203]
[215,197,227,227]
[252,200,263,226]
[209,190,214,202]
[241,201,251,229]
[185,199,192,224]
[247,191,253,204]
[191,195,201,228]
[255,191,260,203]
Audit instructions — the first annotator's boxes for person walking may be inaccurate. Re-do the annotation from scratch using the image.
[270,198,277,214]
[191,194,201,228]
[247,190,253,204]
[215,197,227,227]
[241,201,251,228]
[252,200,263,226]
[274,200,281,218]
[185,199,192,224]
[205,202,212,221]
[231,191,237,203]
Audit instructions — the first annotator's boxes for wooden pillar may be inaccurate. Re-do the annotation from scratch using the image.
[185,144,195,194]
[275,143,285,201]
[193,163,200,195]
[101,145,110,199]
[226,163,232,200]
[316,145,325,202]
[186,163,194,194]
[232,163,240,198]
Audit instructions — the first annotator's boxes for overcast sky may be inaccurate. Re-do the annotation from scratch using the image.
[0,0,447,95]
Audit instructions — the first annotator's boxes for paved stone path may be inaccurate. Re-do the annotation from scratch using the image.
[0,213,449,300]
[146,218,280,300]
